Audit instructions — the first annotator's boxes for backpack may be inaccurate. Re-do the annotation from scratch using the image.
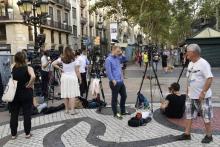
[137,93,149,109]
[128,117,144,127]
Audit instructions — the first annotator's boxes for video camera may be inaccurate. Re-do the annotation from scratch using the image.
[89,47,106,77]
[48,50,60,61]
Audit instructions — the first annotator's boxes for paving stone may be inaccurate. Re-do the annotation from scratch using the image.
[0,104,219,147]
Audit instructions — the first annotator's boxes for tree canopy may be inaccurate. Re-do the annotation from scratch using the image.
[90,0,220,47]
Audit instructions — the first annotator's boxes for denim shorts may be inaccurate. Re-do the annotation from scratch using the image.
[185,97,213,123]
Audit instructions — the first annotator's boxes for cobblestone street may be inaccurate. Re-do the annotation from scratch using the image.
[0,64,220,147]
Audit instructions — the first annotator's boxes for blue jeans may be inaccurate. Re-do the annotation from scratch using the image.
[109,81,127,116]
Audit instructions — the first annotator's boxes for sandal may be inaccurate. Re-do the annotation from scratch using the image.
[65,110,69,114]
[69,110,78,115]
[25,134,32,139]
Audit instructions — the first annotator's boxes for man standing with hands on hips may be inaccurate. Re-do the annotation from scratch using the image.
[177,44,214,143]
[105,45,129,119]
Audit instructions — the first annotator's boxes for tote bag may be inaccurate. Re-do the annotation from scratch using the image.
[2,77,17,102]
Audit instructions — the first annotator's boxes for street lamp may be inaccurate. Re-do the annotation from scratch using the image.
[97,18,103,55]
[17,0,49,51]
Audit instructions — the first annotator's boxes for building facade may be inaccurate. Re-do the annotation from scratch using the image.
[0,0,72,54]
[79,0,110,54]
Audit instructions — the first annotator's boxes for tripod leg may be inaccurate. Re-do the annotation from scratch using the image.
[97,77,106,112]
[86,77,91,99]
[136,64,148,108]
[99,78,106,103]
[177,65,186,84]
[152,61,163,98]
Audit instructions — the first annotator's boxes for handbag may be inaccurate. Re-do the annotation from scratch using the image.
[2,77,17,102]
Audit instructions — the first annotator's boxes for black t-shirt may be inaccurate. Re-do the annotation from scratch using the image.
[164,94,186,118]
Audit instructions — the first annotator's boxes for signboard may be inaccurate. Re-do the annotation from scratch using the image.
[0,44,11,51]
[110,22,118,41]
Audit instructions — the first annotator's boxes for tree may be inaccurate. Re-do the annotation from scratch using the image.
[89,0,219,47]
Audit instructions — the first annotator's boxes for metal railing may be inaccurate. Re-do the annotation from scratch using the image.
[53,0,71,9]
[81,17,87,25]
[44,20,72,32]
[0,16,9,20]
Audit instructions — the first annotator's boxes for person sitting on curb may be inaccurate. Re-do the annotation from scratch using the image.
[160,82,186,118]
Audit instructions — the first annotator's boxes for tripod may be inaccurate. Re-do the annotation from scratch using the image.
[177,59,189,83]
[135,63,148,108]
[47,65,61,103]
[86,62,106,112]
[144,49,164,113]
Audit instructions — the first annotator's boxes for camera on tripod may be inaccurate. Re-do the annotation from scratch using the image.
[89,47,105,77]
[48,50,60,61]
[35,34,46,50]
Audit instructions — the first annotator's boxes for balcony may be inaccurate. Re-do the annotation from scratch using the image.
[44,20,72,32]
[55,0,65,7]
[89,20,94,27]
[81,17,87,25]
[64,1,71,10]
[0,16,9,20]
[49,0,56,4]
[80,0,87,8]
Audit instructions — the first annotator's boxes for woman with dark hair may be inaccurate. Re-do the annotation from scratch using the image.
[160,82,186,118]
[52,47,81,115]
[10,51,36,139]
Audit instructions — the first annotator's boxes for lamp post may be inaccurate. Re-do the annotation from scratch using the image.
[17,0,49,51]
[97,16,103,55]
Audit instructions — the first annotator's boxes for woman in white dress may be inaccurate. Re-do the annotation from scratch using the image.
[52,47,81,115]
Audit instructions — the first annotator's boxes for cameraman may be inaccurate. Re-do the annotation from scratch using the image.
[41,50,51,98]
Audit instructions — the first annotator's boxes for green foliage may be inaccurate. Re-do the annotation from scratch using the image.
[89,0,220,46]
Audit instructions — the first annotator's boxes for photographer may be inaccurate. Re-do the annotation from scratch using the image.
[41,50,51,98]
[160,82,186,118]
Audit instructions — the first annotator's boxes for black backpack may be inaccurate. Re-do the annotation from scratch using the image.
[128,117,143,127]
[128,117,152,127]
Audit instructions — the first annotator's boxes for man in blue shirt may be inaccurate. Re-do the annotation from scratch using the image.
[105,46,128,119]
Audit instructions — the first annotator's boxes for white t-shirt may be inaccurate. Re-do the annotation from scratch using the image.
[57,58,80,76]
[76,54,89,73]
[186,58,213,99]
[41,55,50,72]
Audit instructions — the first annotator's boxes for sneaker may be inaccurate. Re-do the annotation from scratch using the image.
[121,111,131,115]
[25,134,32,139]
[114,113,123,120]
[177,133,191,141]
[11,136,17,140]
[201,135,213,143]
